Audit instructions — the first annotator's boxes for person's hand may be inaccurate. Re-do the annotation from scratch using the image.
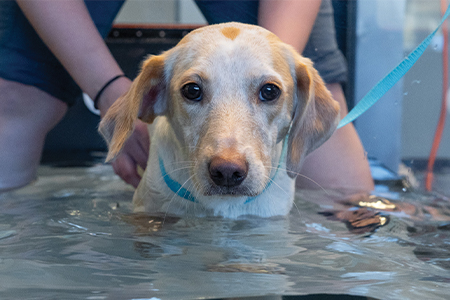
[97,77,150,188]
[110,119,150,188]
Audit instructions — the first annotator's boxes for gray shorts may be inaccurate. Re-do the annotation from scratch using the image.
[0,0,346,106]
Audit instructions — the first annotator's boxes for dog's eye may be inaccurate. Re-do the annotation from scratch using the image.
[181,83,203,101]
[259,83,281,102]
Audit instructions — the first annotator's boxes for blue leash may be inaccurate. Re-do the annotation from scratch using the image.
[338,4,450,129]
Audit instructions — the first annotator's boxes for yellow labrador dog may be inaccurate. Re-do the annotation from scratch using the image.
[99,22,340,218]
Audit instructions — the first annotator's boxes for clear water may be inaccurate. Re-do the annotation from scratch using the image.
[1,164,450,300]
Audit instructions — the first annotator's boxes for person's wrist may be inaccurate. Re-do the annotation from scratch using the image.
[97,76,132,117]
[94,75,127,109]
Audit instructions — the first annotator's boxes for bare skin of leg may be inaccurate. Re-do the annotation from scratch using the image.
[296,83,375,192]
[0,78,67,191]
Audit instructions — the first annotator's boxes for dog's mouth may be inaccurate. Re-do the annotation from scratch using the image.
[203,185,259,197]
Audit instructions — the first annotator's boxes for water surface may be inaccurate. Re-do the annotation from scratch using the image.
[1,164,449,299]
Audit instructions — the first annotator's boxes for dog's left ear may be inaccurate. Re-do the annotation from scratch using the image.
[99,54,167,162]
[286,54,340,178]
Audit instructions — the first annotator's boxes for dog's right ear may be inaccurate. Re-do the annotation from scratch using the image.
[99,55,167,162]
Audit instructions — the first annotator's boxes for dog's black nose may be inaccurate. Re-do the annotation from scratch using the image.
[209,157,248,187]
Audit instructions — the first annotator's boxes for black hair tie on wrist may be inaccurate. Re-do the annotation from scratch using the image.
[93,74,127,109]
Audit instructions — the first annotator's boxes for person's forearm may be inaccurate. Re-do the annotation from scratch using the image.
[16,0,127,112]
[259,0,321,53]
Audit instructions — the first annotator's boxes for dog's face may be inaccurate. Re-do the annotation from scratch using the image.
[100,22,340,198]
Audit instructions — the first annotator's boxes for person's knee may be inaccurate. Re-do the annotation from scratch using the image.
[0,77,68,129]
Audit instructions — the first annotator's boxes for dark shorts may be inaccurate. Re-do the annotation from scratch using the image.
[196,0,347,84]
[0,0,345,106]
[0,0,125,106]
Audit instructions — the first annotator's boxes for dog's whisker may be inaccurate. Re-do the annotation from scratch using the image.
[246,186,254,197]
[162,173,196,225]
[160,161,195,168]
[191,181,207,217]
[161,193,177,226]
[155,166,193,185]
[260,173,289,196]
[186,181,199,217]
[263,165,330,196]
[293,173,330,196]
[291,199,302,217]
[137,178,157,205]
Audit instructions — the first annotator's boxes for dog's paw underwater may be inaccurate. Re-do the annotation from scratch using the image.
[99,22,340,219]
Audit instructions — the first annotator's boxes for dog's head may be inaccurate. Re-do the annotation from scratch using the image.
[99,22,340,197]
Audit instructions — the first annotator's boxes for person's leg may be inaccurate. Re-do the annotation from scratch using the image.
[0,1,126,192]
[296,83,374,192]
[0,78,67,191]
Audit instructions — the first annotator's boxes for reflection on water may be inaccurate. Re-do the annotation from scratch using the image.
[0,165,450,299]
